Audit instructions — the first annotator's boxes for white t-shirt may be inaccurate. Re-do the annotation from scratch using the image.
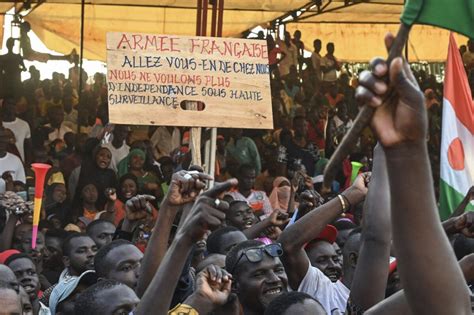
[102,141,130,172]
[0,153,26,193]
[298,265,350,315]
[45,123,73,143]
[3,118,31,161]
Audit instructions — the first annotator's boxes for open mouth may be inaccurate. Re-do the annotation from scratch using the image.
[86,261,95,269]
[23,284,35,293]
[124,192,133,199]
[243,219,253,228]
[263,287,282,297]
[327,272,340,282]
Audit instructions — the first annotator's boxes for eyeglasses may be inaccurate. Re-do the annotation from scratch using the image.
[229,243,284,274]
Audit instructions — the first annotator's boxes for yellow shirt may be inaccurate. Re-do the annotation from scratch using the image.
[168,304,199,315]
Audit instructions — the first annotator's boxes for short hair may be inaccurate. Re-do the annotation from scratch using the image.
[207,226,242,254]
[342,229,362,260]
[225,240,264,275]
[74,279,124,315]
[237,163,255,175]
[86,219,115,235]
[333,219,357,231]
[94,240,133,278]
[45,229,69,240]
[62,233,90,256]
[5,253,34,267]
[264,292,323,315]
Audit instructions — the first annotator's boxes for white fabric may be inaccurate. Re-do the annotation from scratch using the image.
[298,265,350,315]
[440,99,474,196]
[102,141,130,172]
[321,56,339,82]
[311,52,322,82]
[45,123,73,143]
[3,118,30,161]
[39,302,51,315]
[226,190,273,216]
[150,127,181,159]
[0,153,26,193]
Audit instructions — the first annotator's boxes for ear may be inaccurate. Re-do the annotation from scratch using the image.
[349,252,358,268]
[62,256,70,268]
[231,279,240,295]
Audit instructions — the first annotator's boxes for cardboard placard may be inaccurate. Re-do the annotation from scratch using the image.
[106,32,273,129]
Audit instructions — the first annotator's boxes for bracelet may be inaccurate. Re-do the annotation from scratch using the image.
[337,194,347,215]
[341,194,351,210]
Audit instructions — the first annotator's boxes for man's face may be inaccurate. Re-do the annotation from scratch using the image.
[52,184,67,204]
[102,244,143,290]
[227,203,256,231]
[0,288,21,314]
[9,258,40,301]
[19,229,46,267]
[293,119,308,137]
[216,231,247,255]
[314,41,321,52]
[113,126,129,143]
[49,109,64,127]
[239,169,256,191]
[235,254,288,313]
[95,285,140,315]
[44,236,64,270]
[307,241,342,282]
[0,265,20,293]
[130,154,145,170]
[65,236,98,275]
[88,222,116,249]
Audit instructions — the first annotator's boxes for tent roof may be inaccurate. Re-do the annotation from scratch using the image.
[0,0,467,62]
[13,0,307,60]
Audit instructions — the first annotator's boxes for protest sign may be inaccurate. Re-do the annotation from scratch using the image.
[106,32,273,129]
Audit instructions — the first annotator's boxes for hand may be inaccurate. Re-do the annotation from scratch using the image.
[178,179,238,243]
[2,171,13,183]
[264,226,283,240]
[267,209,290,227]
[104,188,117,202]
[125,194,156,221]
[167,170,213,205]
[356,33,426,148]
[194,264,232,306]
[342,172,371,206]
[454,212,474,238]
[298,190,324,215]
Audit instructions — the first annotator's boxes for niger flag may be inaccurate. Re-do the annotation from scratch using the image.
[439,34,474,219]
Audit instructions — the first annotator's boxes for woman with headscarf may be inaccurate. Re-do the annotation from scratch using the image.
[117,148,160,196]
[73,145,117,210]
[268,177,294,213]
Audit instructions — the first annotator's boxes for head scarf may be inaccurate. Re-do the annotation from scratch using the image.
[269,177,292,212]
[117,148,146,178]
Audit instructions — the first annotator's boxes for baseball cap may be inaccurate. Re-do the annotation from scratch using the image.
[49,270,97,314]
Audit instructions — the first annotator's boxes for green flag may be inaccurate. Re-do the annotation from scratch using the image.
[401,0,474,38]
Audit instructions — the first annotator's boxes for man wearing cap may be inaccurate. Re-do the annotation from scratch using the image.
[278,173,368,314]
[48,270,97,314]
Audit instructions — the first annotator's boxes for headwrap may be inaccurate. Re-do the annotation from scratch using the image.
[117,148,146,178]
[268,177,292,212]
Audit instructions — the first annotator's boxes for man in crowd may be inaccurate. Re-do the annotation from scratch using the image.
[2,97,31,163]
[0,126,25,193]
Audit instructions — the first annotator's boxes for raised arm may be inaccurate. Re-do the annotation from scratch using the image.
[136,170,211,297]
[278,177,367,289]
[135,179,237,315]
[349,144,391,311]
[357,33,470,314]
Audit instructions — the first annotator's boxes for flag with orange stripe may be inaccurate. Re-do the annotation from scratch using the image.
[439,34,474,219]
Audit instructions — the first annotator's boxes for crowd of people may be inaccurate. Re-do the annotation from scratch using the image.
[0,29,473,315]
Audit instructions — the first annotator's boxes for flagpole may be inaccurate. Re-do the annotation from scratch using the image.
[322,23,412,194]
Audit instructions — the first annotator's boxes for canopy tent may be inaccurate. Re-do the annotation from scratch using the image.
[13,0,306,61]
[285,0,469,62]
[0,0,468,62]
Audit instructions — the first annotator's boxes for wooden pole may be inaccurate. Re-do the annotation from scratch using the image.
[77,0,85,133]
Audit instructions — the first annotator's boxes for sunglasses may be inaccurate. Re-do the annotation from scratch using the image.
[229,243,284,274]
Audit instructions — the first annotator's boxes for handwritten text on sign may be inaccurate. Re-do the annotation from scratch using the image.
[106,33,273,129]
